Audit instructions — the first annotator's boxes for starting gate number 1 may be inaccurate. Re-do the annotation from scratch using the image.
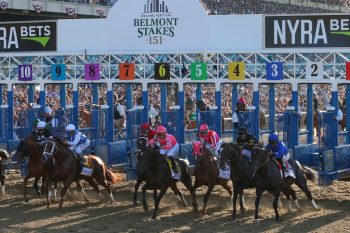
[266,62,283,80]
[119,63,135,80]
[18,64,33,81]
[228,62,245,80]
[84,64,100,81]
[51,64,66,81]
[191,63,207,80]
[155,63,170,80]
[306,62,323,79]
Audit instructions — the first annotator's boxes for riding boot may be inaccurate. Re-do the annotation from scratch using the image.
[78,153,86,165]
[169,156,178,173]
[277,157,287,171]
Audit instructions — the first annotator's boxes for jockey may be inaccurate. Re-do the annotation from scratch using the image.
[265,133,289,170]
[149,125,179,175]
[198,123,222,158]
[63,124,90,163]
[232,97,247,129]
[31,121,53,144]
[236,126,262,157]
[139,123,156,141]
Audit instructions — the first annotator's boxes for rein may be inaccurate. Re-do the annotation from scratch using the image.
[43,141,58,158]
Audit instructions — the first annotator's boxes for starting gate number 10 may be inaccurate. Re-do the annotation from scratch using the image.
[51,64,66,81]
[18,65,33,81]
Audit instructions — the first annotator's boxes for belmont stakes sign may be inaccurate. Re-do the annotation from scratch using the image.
[265,14,350,48]
[0,21,56,52]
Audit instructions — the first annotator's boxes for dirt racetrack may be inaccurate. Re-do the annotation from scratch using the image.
[0,172,350,233]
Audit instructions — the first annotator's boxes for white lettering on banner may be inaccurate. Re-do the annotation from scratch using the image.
[330,18,350,31]
[0,27,19,49]
[274,19,327,45]
[20,26,51,37]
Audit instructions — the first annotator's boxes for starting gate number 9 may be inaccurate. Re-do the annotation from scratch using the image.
[18,65,33,81]
[119,63,135,80]
[191,63,207,80]
[266,62,283,80]
[155,63,170,80]
[51,64,66,81]
[84,64,100,81]
[228,62,245,80]
[306,62,323,79]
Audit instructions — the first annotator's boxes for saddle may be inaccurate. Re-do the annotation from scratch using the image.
[271,157,295,179]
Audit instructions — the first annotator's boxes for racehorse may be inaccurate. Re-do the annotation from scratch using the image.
[250,147,320,221]
[133,136,157,206]
[220,142,301,220]
[14,138,57,202]
[43,138,123,208]
[192,141,232,216]
[139,146,198,219]
[0,149,10,196]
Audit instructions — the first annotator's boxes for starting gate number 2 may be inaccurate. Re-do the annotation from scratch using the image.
[51,64,66,81]
[306,62,323,79]
[18,65,33,81]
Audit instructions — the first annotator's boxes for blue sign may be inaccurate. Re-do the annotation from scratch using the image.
[51,64,66,81]
[266,62,283,80]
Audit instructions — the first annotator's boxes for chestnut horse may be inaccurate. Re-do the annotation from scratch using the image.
[192,141,232,215]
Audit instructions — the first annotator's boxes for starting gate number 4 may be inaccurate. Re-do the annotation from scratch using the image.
[52,64,66,81]
[18,64,33,81]
[228,62,245,80]
[155,63,170,80]
[119,63,135,80]
[306,62,323,79]
[266,62,283,80]
[84,64,100,81]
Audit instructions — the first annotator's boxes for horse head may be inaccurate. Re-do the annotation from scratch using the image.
[137,136,148,158]
[192,140,206,164]
[141,146,160,168]
[14,140,30,163]
[42,140,58,160]
[0,149,10,160]
[250,147,269,175]
[14,138,44,163]
[219,142,242,167]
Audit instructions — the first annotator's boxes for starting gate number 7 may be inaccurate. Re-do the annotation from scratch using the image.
[119,63,135,80]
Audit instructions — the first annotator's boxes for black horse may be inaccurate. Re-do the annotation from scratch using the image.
[139,146,198,219]
[0,149,10,196]
[250,147,320,221]
[132,136,158,205]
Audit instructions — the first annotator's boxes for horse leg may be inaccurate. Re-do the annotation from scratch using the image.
[75,181,89,202]
[33,176,41,195]
[133,178,143,206]
[289,187,301,210]
[273,191,281,222]
[231,186,239,221]
[180,171,198,212]
[59,178,74,208]
[153,189,158,201]
[219,179,233,197]
[53,181,58,199]
[170,183,187,207]
[295,180,320,211]
[202,183,215,216]
[84,177,102,202]
[142,183,152,212]
[152,185,169,219]
[41,175,46,195]
[23,175,32,203]
[254,188,263,221]
[239,189,246,212]
[0,177,5,196]
[45,177,52,208]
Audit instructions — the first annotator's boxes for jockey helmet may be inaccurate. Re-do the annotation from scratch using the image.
[36,121,46,130]
[199,124,209,135]
[237,97,246,106]
[65,124,76,132]
[32,118,40,127]
[140,123,151,131]
[156,125,167,134]
[268,133,279,145]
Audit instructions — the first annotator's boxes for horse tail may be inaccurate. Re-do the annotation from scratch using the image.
[105,167,123,185]
[296,161,317,183]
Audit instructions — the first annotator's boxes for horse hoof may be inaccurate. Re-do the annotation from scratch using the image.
[24,198,29,203]
[143,205,149,212]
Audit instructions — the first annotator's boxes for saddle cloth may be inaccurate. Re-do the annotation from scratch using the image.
[275,160,295,179]
[165,157,181,180]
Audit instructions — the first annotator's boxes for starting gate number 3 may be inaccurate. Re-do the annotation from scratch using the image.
[306,62,323,79]
[228,62,245,80]
[52,64,66,81]
[266,62,283,80]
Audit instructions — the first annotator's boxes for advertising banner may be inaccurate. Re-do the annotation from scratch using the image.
[0,21,56,52]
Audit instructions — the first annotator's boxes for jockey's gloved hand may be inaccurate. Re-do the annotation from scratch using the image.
[156,142,161,147]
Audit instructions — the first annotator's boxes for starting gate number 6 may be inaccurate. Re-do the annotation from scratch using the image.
[159,64,166,77]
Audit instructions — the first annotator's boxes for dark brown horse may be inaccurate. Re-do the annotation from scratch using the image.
[250,147,320,221]
[139,146,198,219]
[43,138,123,208]
[0,149,10,196]
[14,138,54,202]
[192,141,232,215]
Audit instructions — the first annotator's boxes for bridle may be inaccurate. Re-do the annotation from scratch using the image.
[43,140,58,159]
